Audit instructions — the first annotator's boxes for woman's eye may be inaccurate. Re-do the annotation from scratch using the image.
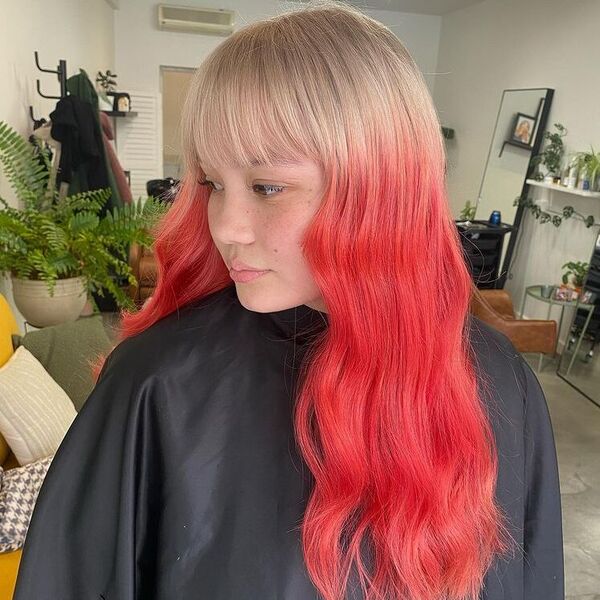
[198,179,284,197]
[253,184,284,196]
[198,179,223,192]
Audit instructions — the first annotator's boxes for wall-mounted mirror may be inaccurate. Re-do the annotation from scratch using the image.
[557,231,600,408]
[474,88,554,287]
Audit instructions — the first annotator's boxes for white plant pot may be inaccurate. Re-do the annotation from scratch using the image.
[11,276,88,328]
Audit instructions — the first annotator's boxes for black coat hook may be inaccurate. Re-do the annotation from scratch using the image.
[36,79,61,100]
[33,51,67,98]
[29,105,47,130]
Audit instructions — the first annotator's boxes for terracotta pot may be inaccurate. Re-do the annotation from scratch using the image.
[11,276,87,327]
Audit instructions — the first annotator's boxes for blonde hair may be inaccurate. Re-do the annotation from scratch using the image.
[182,0,443,184]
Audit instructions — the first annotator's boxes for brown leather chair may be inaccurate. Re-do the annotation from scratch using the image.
[470,288,557,365]
[129,243,157,307]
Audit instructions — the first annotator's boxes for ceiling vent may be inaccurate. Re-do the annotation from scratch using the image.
[158,4,235,36]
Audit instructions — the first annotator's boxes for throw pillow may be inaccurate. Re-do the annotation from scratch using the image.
[0,346,76,465]
[0,455,54,552]
[13,314,114,411]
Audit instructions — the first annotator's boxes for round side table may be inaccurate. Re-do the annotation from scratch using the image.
[519,284,585,371]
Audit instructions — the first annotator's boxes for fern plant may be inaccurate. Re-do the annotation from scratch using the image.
[0,120,170,311]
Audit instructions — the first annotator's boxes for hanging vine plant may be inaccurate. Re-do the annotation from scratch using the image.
[513,195,598,228]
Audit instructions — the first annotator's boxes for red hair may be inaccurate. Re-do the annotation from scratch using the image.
[97,2,515,599]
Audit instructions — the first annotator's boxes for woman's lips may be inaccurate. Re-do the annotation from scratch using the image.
[229,269,270,283]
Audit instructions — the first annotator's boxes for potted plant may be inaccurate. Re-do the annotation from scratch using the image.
[572,147,597,191]
[96,69,117,95]
[574,147,600,192]
[0,121,169,327]
[95,69,119,111]
[531,122,567,182]
[458,199,477,222]
[561,261,589,294]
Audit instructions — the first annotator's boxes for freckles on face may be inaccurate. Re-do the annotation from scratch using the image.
[203,161,327,313]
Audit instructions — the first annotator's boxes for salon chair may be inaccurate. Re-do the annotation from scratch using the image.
[129,243,157,307]
[470,288,557,365]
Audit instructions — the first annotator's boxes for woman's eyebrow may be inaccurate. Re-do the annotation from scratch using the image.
[200,160,306,173]
[249,159,304,167]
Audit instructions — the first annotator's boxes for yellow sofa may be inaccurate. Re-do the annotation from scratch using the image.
[0,293,23,600]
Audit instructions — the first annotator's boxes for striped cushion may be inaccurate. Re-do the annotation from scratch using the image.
[0,347,76,466]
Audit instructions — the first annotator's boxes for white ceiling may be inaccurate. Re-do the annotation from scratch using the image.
[295,0,485,15]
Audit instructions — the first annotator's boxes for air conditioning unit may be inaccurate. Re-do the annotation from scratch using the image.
[158,4,235,36]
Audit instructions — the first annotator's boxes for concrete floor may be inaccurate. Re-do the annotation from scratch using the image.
[524,352,600,600]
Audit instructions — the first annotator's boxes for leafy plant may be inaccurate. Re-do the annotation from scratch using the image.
[562,261,589,288]
[0,120,170,311]
[95,70,118,93]
[513,195,597,229]
[458,199,477,221]
[573,146,600,191]
[531,122,567,179]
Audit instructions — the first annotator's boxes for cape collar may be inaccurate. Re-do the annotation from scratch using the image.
[267,301,329,345]
[221,284,329,345]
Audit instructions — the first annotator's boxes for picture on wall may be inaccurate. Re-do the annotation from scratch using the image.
[511,112,536,146]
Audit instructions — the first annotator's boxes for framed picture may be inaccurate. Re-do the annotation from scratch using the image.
[112,92,131,113]
[511,112,536,146]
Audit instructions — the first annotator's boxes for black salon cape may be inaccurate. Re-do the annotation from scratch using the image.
[13,285,564,600]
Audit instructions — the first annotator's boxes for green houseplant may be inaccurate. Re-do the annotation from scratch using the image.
[0,121,169,325]
[561,261,589,290]
[458,199,477,221]
[95,69,118,94]
[573,147,600,191]
[531,122,567,181]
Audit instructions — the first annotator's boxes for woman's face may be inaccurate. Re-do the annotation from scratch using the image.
[201,159,328,314]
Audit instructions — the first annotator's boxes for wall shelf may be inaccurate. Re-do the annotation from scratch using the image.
[499,138,534,157]
[102,110,138,118]
[526,178,600,199]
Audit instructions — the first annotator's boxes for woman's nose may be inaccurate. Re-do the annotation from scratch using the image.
[209,192,257,246]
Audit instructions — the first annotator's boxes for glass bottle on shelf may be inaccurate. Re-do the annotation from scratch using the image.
[559,159,571,187]
[565,154,579,189]
[578,163,591,191]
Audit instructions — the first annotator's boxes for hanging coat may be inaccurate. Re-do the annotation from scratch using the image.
[50,68,123,215]
[12,284,564,600]
[50,94,109,193]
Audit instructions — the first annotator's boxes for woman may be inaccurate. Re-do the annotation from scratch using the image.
[14,2,563,599]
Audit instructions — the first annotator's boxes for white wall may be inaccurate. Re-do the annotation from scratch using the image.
[0,0,114,170]
[433,0,600,347]
[114,0,442,97]
[0,0,115,327]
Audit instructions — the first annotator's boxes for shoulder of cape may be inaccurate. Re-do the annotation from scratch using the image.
[101,286,255,381]
[466,313,529,411]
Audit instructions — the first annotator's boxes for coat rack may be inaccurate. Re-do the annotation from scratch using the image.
[29,51,68,128]
[34,51,67,98]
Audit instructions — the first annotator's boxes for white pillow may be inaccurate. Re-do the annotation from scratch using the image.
[0,346,76,466]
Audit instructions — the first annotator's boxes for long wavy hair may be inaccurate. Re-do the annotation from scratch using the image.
[102,2,515,598]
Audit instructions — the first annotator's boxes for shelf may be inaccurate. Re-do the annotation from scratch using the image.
[499,139,533,157]
[102,110,138,118]
[526,179,600,198]
[455,219,514,233]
